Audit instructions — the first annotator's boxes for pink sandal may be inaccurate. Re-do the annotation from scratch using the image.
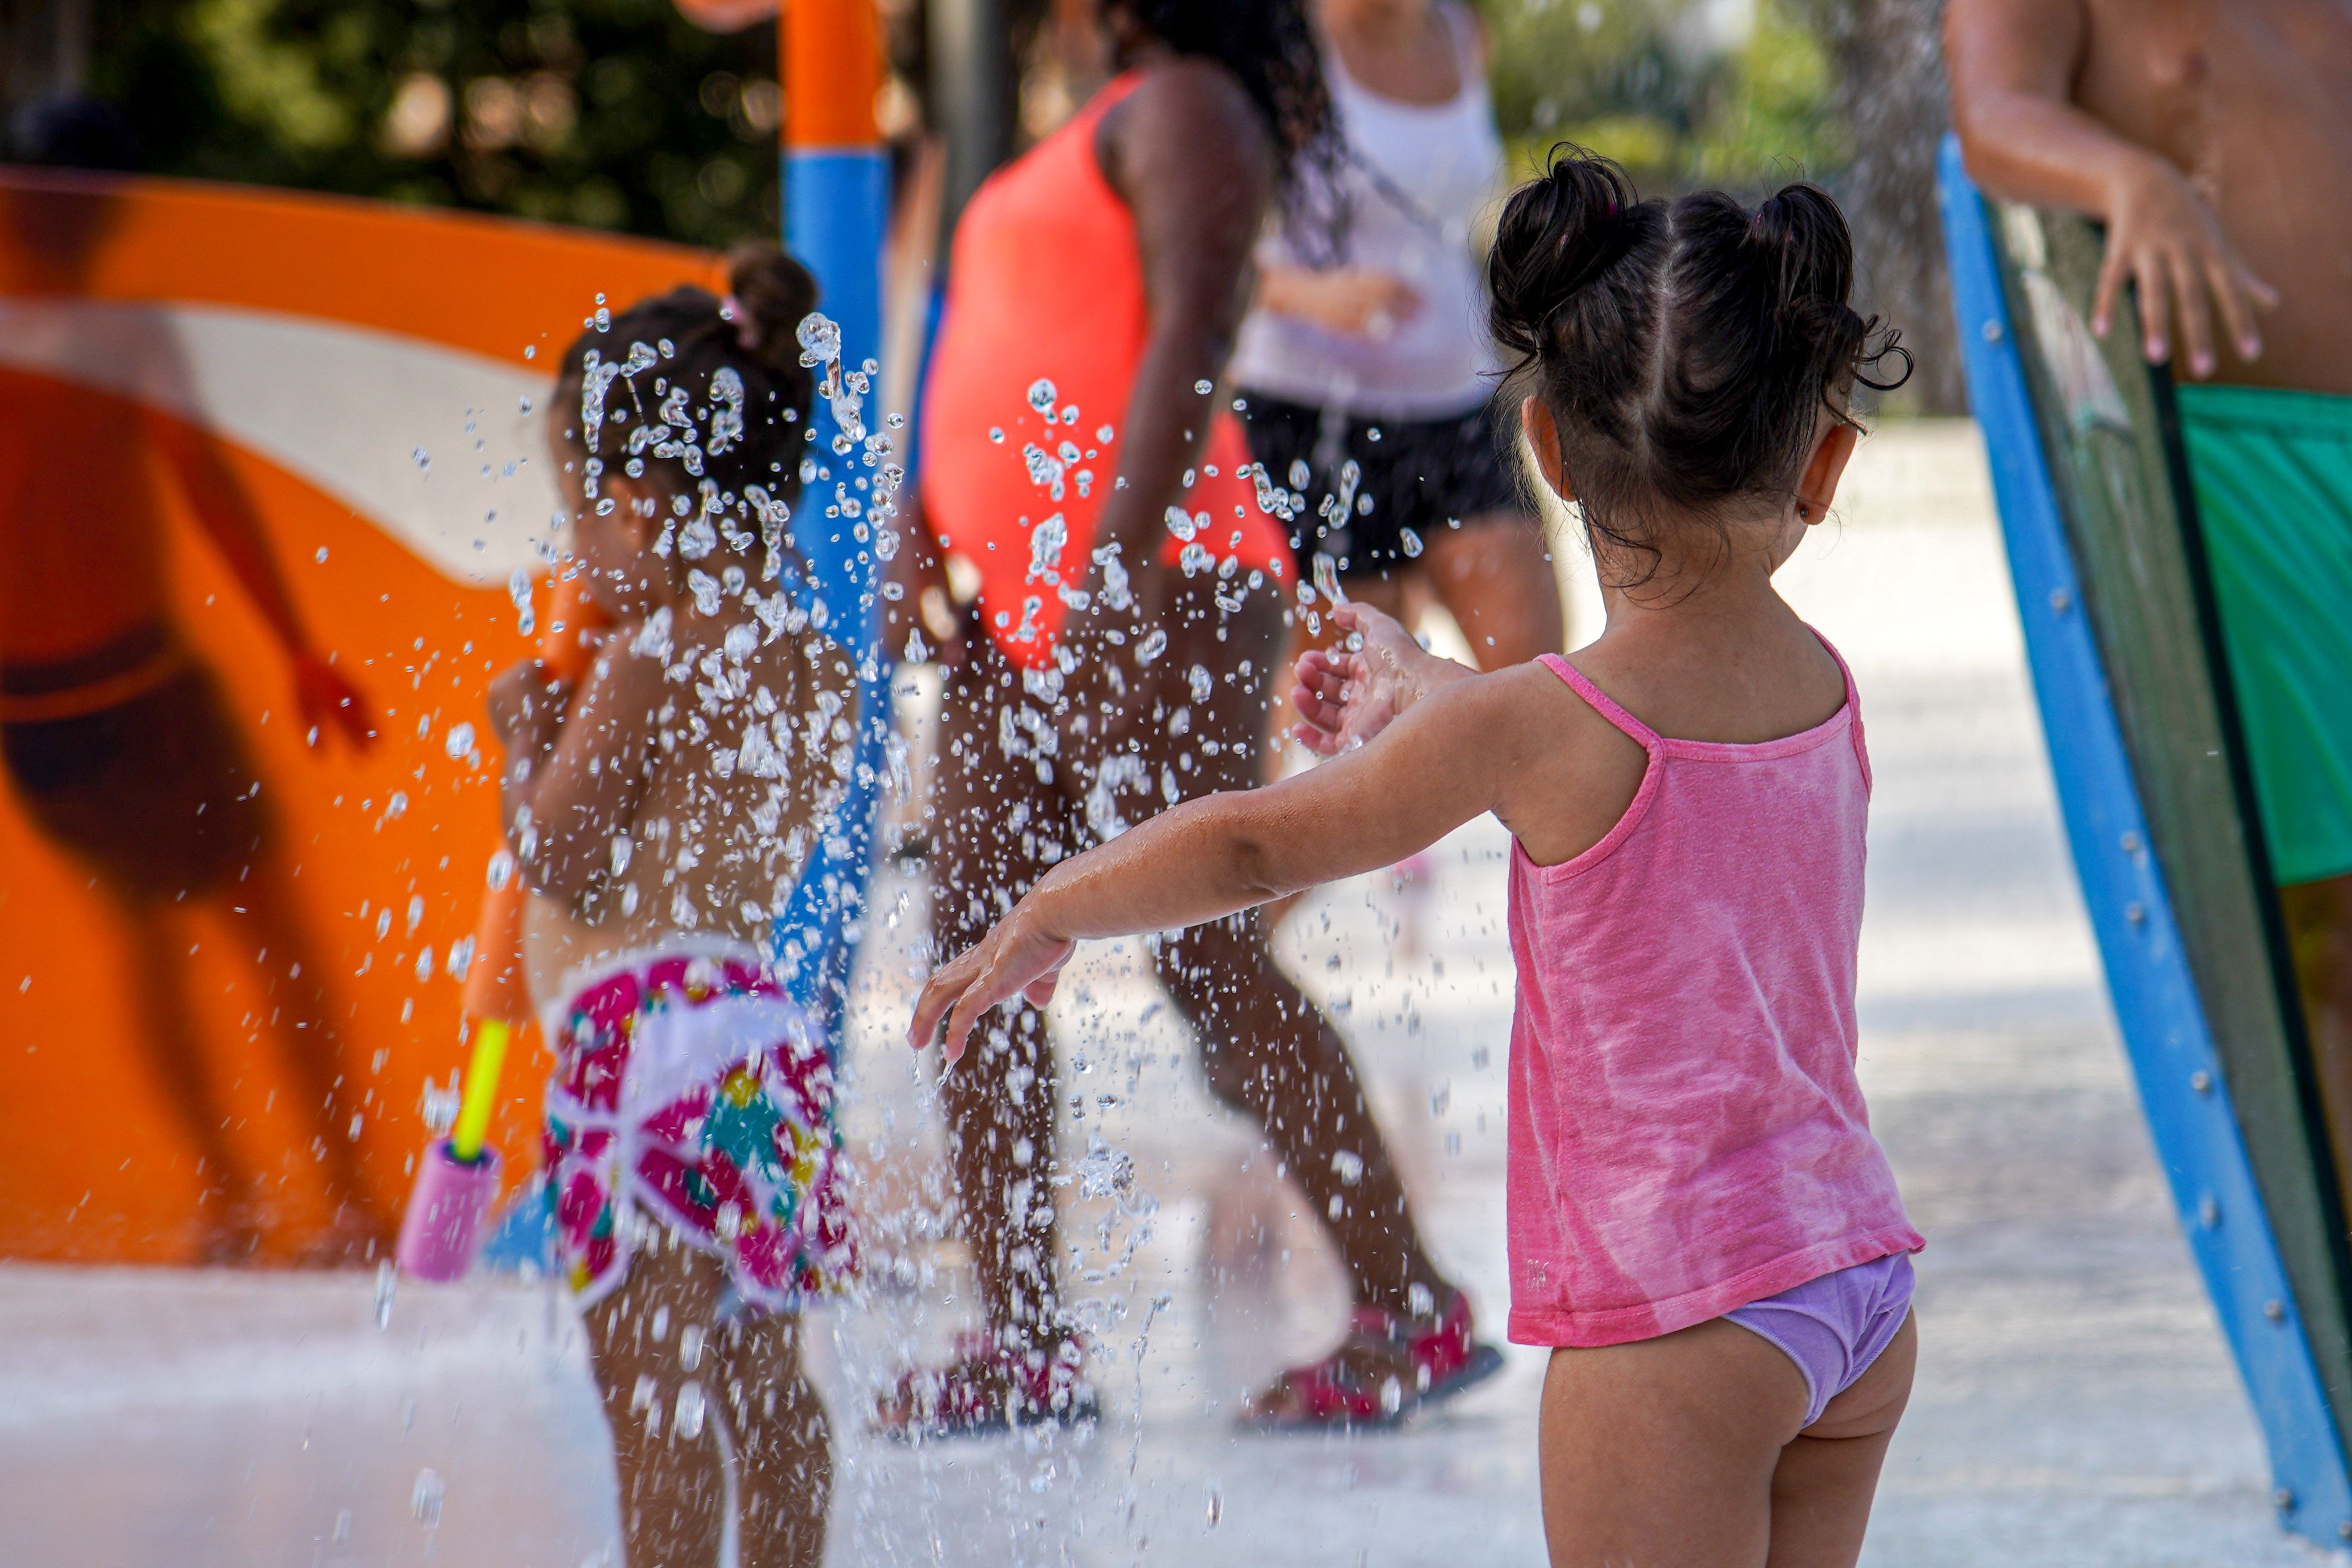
[1244,1291,1504,1431]
[873,1331,1101,1440]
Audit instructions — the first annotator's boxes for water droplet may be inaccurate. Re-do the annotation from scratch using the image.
[1399,527,1424,558]
[1026,378,1058,415]
[375,1261,396,1329]
[1205,1484,1222,1528]
[445,721,476,760]
[675,1382,707,1440]
[1313,555,1346,606]
[1193,379,1212,394]
[314,546,329,564]
[411,1468,445,1528]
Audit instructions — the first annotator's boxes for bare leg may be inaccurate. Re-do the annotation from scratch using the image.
[930,644,1071,1356]
[1766,1318,1916,1568]
[585,1238,831,1568]
[1538,1313,1913,1568]
[1420,510,1566,669]
[1156,908,1447,1316]
[1144,586,1453,1323]
[2280,874,2352,1196]
[716,1297,832,1566]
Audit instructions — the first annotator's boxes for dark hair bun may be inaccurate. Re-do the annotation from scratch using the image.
[726,245,820,381]
[1488,148,1644,367]
[1485,146,1910,587]
[550,247,826,514]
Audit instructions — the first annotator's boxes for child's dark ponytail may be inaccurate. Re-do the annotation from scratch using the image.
[1488,148,1909,582]
[552,245,823,517]
[1487,154,1648,373]
[722,245,821,389]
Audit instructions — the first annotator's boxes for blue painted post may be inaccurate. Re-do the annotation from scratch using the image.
[773,0,894,1047]
[1938,134,2352,1547]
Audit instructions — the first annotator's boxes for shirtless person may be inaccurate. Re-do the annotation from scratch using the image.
[1947,1,2352,1174]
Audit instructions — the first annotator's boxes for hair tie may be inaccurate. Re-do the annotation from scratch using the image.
[719,293,760,352]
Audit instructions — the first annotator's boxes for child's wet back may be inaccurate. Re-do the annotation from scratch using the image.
[483,247,853,1568]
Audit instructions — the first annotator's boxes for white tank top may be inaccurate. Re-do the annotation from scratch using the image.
[1230,3,1505,421]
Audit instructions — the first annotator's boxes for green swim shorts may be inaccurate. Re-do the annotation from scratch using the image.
[2177,383,2352,886]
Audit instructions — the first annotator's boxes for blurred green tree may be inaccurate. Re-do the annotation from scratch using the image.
[78,0,784,247]
[1476,0,1959,412]
[1481,0,1844,193]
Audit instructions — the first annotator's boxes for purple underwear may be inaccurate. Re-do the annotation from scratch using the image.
[1723,1252,1916,1428]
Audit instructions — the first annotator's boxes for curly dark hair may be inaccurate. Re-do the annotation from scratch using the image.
[550,246,822,583]
[1489,148,1910,587]
[1109,0,1346,247]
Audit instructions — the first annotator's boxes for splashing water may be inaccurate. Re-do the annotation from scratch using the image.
[1313,554,1347,607]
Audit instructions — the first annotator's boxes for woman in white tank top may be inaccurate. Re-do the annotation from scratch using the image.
[1233,0,1563,677]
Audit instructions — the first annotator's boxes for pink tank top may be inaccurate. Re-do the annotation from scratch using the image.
[1505,648,1921,1348]
[920,71,1290,669]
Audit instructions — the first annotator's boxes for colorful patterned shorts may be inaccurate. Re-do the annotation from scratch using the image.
[540,941,852,1312]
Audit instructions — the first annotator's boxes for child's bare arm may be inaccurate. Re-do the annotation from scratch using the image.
[492,641,664,908]
[912,662,1553,1058]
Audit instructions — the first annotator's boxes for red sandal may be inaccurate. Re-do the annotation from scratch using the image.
[1243,1291,1504,1431]
[872,1331,1101,1440]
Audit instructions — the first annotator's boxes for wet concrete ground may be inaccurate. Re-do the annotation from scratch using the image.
[2,421,2339,1566]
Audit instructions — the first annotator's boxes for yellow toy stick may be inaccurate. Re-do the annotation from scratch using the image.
[446,1018,510,1165]
[397,571,610,1279]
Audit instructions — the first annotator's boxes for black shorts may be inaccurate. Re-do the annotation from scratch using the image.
[1235,391,1527,578]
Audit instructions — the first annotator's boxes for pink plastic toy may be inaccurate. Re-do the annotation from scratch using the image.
[396,1137,503,1281]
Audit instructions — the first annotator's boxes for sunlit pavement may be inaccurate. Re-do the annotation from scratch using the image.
[2,420,2339,1567]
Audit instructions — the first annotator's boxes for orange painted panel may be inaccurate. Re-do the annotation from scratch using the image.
[0,172,722,1266]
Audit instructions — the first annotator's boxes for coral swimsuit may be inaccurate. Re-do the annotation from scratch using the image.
[920,71,1290,670]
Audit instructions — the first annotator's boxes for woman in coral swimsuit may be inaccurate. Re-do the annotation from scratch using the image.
[884,0,1497,1434]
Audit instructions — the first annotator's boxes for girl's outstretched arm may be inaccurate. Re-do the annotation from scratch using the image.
[911,640,1549,1059]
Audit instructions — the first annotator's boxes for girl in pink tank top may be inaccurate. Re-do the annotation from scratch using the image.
[911,152,1920,1566]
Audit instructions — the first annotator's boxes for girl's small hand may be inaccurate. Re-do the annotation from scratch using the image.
[909,904,1077,1064]
[486,659,570,751]
[1291,602,1461,757]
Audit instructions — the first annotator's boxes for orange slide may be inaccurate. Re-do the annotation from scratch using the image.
[0,169,718,1266]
